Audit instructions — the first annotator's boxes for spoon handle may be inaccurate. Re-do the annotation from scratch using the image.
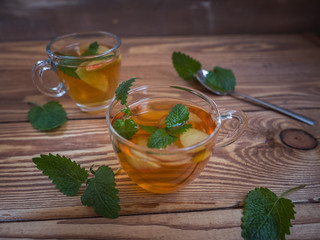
[230,91,315,126]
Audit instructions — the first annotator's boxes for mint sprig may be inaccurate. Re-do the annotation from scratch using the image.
[28,101,67,131]
[81,165,120,219]
[143,104,192,149]
[33,154,120,218]
[113,78,139,140]
[172,51,236,92]
[241,185,305,240]
[113,80,192,148]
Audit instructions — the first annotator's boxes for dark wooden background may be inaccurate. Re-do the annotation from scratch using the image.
[1,0,319,42]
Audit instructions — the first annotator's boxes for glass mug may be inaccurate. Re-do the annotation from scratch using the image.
[32,31,121,112]
[106,85,248,193]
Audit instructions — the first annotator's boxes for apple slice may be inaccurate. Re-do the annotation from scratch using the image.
[180,128,209,148]
[128,150,160,170]
[188,112,202,122]
[75,64,108,92]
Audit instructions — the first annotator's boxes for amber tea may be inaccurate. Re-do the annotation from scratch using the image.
[32,31,121,112]
[111,98,216,193]
[56,43,121,110]
[106,85,247,194]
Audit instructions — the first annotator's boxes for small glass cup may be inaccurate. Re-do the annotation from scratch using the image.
[106,85,248,193]
[32,31,121,112]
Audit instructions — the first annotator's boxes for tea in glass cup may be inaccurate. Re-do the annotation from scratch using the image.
[106,85,248,194]
[32,31,121,112]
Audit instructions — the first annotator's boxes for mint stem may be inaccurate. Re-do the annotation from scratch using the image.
[89,165,96,175]
[280,185,305,198]
[114,167,122,175]
[124,103,132,116]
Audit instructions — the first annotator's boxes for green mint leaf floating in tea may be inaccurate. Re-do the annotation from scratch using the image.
[112,80,192,149]
[139,125,159,134]
[81,41,99,56]
[172,52,202,81]
[28,101,67,131]
[32,154,121,218]
[113,118,138,140]
[57,41,101,78]
[241,185,305,240]
[166,104,190,128]
[32,154,89,196]
[81,165,120,219]
[147,128,177,149]
[58,59,83,78]
[167,124,192,136]
[146,104,192,149]
[206,66,236,92]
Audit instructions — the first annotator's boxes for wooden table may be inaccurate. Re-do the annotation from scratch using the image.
[0,34,319,239]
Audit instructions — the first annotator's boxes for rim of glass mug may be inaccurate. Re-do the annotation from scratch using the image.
[106,85,225,154]
[46,31,121,62]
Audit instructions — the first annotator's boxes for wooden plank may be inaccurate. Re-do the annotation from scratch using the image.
[1,0,320,41]
[0,203,319,239]
[0,35,319,122]
[1,110,319,221]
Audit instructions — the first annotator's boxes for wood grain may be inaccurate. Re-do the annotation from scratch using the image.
[0,35,319,239]
[0,35,319,123]
[0,203,319,239]
[1,110,319,221]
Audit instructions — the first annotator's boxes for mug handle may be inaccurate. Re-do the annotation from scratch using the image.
[215,109,248,148]
[32,59,67,97]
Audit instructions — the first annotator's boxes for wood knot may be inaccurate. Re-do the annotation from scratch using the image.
[280,129,318,150]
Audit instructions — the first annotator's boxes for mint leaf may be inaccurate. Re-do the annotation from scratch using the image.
[28,101,67,131]
[113,118,138,140]
[57,59,81,79]
[56,42,100,78]
[81,41,99,56]
[205,66,236,92]
[32,154,89,196]
[115,78,138,105]
[139,125,159,134]
[241,185,305,240]
[166,104,190,128]
[147,128,177,149]
[167,124,192,136]
[172,52,201,81]
[146,104,192,149]
[113,81,192,149]
[81,165,120,219]
[121,108,132,116]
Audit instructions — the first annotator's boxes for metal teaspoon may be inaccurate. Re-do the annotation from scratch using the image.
[195,69,315,126]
